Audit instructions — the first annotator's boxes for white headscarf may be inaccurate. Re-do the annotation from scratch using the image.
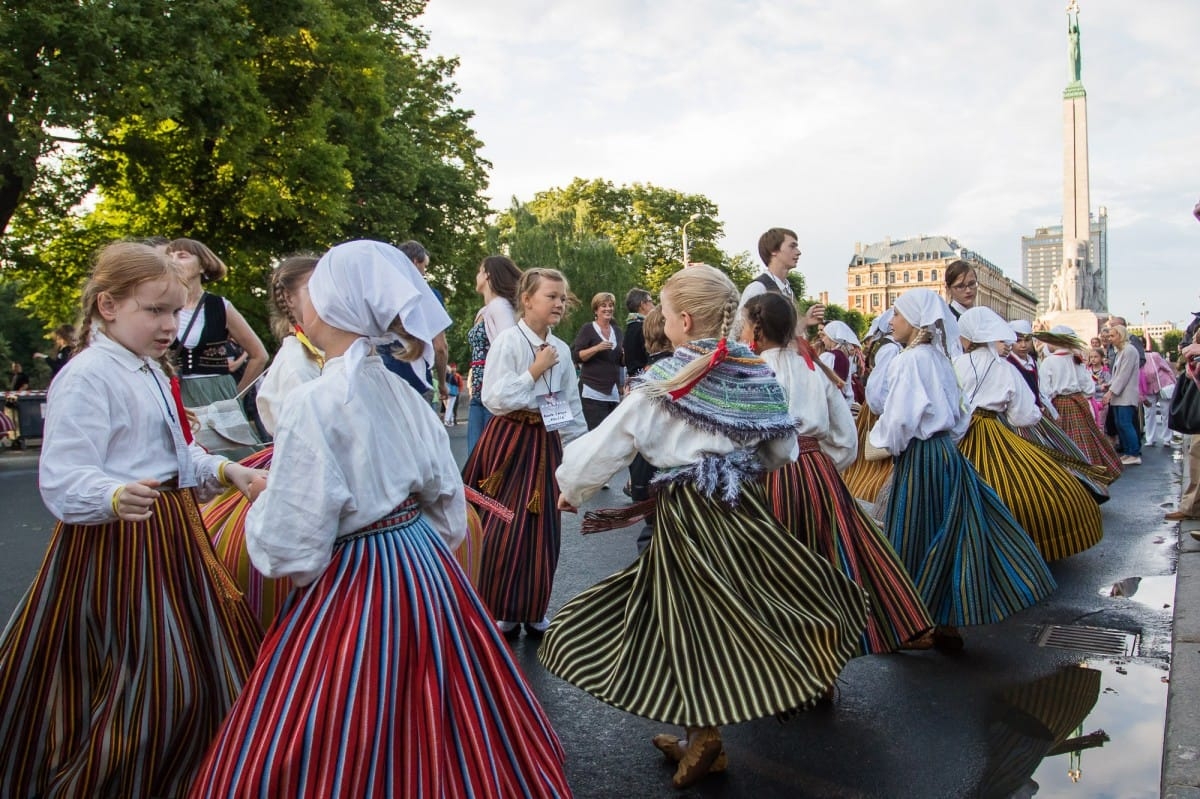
[1050,324,1076,336]
[309,240,451,402]
[867,307,895,340]
[891,288,961,358]
[822,320,861,348]
[1009,319,1033,337]
[959,306,1017,344]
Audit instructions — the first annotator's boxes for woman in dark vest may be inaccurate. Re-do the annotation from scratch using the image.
[167,238,269,409]
[572,291,625,431]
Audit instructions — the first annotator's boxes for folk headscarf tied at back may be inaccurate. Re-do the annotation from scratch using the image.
[309,240,451,402]
[822,320,861,348]
[891,288,961,359]
[958,306,1017,345]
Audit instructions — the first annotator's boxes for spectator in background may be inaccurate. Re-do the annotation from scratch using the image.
[465,255,522,455]
[8,361,29,392]
[622,288,654,377]
[377,240,450,405]
[572,292,625,432]
[32,324,75,379]
[1103,324,1142,465]
[443,363,462,427]
[1141,336,1176,447]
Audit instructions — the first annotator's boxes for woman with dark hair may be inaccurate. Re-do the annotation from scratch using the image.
[572,291,625,431]
[167,238,269,410]
[465,255,522,455]
[944,260,979,319]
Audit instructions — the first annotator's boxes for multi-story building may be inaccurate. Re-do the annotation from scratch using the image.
[846,235,1038,321]
[1020,207,1108,312]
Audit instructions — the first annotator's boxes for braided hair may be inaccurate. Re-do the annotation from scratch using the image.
[642,265,739,399]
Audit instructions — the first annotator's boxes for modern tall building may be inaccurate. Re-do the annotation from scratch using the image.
[1021,207,1107,310]
[846,235,1038,321]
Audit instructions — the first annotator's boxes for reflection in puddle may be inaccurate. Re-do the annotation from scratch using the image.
[1100,574,1175,609]
[979,661,1167,798]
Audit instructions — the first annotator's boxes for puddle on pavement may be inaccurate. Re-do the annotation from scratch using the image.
[978,661,1168,798]
[1099,574,1176,610]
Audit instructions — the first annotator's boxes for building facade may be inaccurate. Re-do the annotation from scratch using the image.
[846,235,1038,322]
[1021,208,1108,312]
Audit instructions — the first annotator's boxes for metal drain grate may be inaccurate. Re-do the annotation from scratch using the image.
[1036,624,1138,656]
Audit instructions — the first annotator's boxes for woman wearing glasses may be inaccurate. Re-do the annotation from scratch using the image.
[944,260,979,319]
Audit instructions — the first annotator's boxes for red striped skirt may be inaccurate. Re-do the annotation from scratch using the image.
[1051,393,1123,482]
[0,489,262,798]
[461,411,563,623]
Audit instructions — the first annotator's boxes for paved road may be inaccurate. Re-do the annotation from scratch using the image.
[0,430,1180,798]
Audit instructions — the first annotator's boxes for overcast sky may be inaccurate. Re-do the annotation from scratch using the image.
[418,0,1200,327]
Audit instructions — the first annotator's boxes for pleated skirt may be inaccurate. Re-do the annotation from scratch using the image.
[764,438,932,654]
[961,413,1104,561]
[204,446,292,629]
[538,481,869,728]
[1010,411,1113,502]
[188,505,571,799]
[0,490,262,799]
[842,406,894,505]
[461,412,562,623]
[1051,393,1123,483]
[884,433,1056,627]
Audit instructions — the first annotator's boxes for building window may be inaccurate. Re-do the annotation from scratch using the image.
[917,270,924,282]
[871,273,879,285]
[903,271,909,283]
[889,272,896,283]
[855,275,861,287]
[871,293,880,307]
[931,269,938,282]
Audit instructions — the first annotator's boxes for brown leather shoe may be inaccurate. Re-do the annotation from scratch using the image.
[651,734,728,772]
[1165,510,1200,521]
[672,726,723,788]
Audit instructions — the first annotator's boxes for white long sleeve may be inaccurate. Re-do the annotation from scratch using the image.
[869,345,968,456]
[866,340,901,414]
[255,336,323,436]
[954,349,1042,427]
[1040,350,1092,398]
[761,348,857,470]
[481,321,587,443]
[39,333,224,524]
[245,356,465,586]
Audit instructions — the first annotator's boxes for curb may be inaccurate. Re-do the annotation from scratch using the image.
[1165,434,1200,796]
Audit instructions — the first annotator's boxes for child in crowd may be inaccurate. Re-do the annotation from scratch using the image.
[188,240,570,797]
[0,241,263,798]
[868,289,1055,652]
[541,265,867,790]
[954,307,1103,562]
[746,293,933,654]
[202,254,324,628]
[627,305,672,553]
[462,268,587,637]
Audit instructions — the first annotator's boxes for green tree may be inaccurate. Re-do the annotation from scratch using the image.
[1162,329,1184,362]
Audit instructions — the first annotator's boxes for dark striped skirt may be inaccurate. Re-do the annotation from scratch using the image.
[538,480,868,728]
[0,489,262,799]
[188,502,570,798]
[884,433,1055,626]
[764,437,932,654]
[842,406,894,504]
[1051,393,1123,483]
[461,411,562,623]
[961,412,1103,561]
[204,446,292,629]
[1010,411,1112,501]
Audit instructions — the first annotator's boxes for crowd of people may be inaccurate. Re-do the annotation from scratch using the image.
[0,223,1197,797]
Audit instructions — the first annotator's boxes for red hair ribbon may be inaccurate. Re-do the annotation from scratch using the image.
[169,375,194,445]
[668,338,728,400]
[795,335,817,371]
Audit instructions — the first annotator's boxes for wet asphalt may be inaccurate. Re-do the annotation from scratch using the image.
[0,425,1183,798]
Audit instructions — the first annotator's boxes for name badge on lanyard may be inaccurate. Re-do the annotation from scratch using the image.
[537,391,573,431]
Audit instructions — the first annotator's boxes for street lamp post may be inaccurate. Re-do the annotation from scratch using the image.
[681,213,701,267]
[1140,301,1148,337]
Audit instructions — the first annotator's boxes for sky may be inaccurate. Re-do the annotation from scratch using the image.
[417,0,1200,328]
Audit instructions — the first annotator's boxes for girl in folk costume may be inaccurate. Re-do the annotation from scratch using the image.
[954,307,1103,562]
[189,241,570,798]
[869,289,1054,652]
[748,293,933,654]
[1005,321,1112,501]
[465,255,522,455]
[817,319,864,406]
[462,268,587,637]
[843,308,900,509]
[0,242,263,799]
[203,255,323,628]
[1038,325,1123,482]
[540,265,868,790]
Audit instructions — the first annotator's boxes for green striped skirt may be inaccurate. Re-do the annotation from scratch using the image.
[961,411,1103,561]
[538,480,868,728]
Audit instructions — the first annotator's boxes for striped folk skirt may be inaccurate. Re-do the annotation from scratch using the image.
[884,433,1056,627]
[842,406,894,505]
[764,438,932,654]
[539,481,868,728]
[961,412,1103,561]
[188,502,570,799]
[1051,392,1123,483]
[0,489,262,799]
[462,411,562,623]
[1009,411,1113,502]
[204,446,292,629]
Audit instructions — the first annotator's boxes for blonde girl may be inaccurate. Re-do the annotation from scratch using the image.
[0,242,262,798]
[541,265,867,790]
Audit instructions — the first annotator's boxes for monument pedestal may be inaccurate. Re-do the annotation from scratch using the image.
[1039,309,1108,338]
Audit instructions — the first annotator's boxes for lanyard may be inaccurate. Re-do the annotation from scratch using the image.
[523,333,555,395]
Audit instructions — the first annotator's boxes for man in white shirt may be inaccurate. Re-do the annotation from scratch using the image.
[736,227,824,334]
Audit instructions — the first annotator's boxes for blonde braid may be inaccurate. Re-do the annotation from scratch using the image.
[718,293,738,344]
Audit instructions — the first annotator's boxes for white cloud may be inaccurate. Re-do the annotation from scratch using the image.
[421,0,1200,325]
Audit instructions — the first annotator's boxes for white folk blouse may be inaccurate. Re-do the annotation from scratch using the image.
[761,347,857,470]
[482,321,587,442]
[256,335,323,436]
[868,344,969,456]
[953,349,1041,427]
